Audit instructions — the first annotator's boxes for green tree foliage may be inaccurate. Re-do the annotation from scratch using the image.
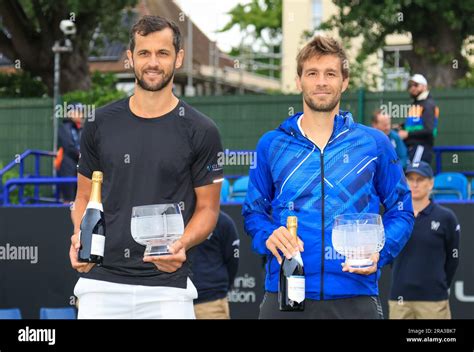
[0,71,47,97]
[220,0,282,79]
[62,71,126,108]
[0,0,137,95]
[220,0,282,39]
[455,65,474,88]
[320,0,474,88]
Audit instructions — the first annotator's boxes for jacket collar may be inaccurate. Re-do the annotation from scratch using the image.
[278,110,354,143]
[415,90,430,101]
[419,200,435,216]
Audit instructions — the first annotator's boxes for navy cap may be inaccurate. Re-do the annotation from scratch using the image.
[405,161,433,178]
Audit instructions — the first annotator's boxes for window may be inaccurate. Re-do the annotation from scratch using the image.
[312,0,323,28]
[383,45,412,91]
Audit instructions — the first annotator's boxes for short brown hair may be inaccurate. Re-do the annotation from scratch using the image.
[296,36,349,79]
[371,109,382,124]
[129,15,182,53]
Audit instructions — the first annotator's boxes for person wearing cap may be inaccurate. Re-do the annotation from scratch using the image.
[398,74,439,164]
[389,161,460,319]
[57,102,84,202]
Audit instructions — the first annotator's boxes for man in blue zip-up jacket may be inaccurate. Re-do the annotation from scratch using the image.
[242,36,414,319]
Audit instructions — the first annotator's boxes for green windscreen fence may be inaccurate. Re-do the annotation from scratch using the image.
[1,89,473,178]
[183,93,360,175]
[0,98,54,177]
[185,89,474,176]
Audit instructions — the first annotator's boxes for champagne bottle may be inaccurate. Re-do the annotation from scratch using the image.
[278,216,305,311]
[78,171,105,264]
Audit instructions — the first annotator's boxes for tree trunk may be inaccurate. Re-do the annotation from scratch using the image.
[406,19,468,88]
[38,44,91,96]
[0,0,92,96]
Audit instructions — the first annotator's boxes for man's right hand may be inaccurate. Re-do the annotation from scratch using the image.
[70,232,95,273]
[265,226,304,265]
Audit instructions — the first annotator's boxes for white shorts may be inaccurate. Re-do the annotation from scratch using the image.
[74,277,198,319]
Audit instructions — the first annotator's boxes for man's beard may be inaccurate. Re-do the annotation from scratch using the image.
[134,66,175,92]
[303,91,341,112]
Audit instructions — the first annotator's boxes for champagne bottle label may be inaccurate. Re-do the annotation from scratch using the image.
[293,251,304,266]
[91,234,105,257]
[287,276,305,303]
[87,201,103,212]
[279,215,305,311]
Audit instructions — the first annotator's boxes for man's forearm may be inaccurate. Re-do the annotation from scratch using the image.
[181,205,219,250]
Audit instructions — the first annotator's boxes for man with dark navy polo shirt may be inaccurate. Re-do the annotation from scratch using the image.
[192,211,240,319]
[389,161,460,319]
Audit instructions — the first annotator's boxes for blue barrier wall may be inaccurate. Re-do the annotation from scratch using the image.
[0,204,473,319]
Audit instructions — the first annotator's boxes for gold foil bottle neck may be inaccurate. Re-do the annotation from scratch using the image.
[286,216,297,228]
[287,216,297,239]
[92,171,103,183]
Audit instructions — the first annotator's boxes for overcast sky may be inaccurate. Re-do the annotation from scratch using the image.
[174,0,249,52]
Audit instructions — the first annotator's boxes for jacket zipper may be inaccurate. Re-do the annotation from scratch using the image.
[319,148,325,300]
[295,126,348,300]
[300,137,326,300]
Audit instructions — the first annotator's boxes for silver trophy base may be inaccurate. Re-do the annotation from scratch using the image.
[144,244,171,256]
[345,258,373,268]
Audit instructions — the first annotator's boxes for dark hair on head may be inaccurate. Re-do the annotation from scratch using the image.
[129,15,182,53]
[296,35,349,79]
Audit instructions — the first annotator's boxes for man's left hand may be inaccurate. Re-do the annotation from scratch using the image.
[398,130,409,140]
[143,240,187,273]
[342,253,379,275]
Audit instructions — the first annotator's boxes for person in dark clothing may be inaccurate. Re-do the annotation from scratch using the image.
[70,16,223,319]
[398,74,439,164]
[389,161,460,319]
[57,102,83,202]
[371,110,408,169]
[191,211,239,319]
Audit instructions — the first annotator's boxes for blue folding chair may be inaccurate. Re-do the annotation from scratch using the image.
[230,176,249,202]
[432,172,468,200]
[471,179,474,200]
[0,308,22,319]
[220,178,230,202]
[39,307,76,320]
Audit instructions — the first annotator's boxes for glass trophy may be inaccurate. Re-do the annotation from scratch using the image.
[130,203,184,256]
[332,213,385,268]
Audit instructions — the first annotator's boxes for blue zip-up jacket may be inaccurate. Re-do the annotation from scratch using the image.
[242,111,414,300]
[388,130,408,169]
